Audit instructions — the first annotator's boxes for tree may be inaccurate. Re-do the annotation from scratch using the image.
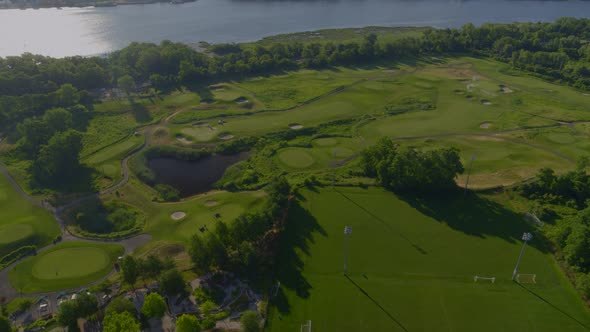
[240,310,260,332]
[141,293,166,319]
[31,129,83,186]
[103,311,140,332]
[76,293,98,317]
[57,301,79,331]
[43,108,72,134]
[142,255,164,279]
[0,316,11,332]
[176,314,201,332]
[121,256,140,286]
[117,75,136,95]
[189,234,212,272]
[159,269,186,297]
[106,297,137,317]
[56,83,80,106]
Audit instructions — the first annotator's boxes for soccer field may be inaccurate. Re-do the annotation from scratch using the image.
[267,187,590,331]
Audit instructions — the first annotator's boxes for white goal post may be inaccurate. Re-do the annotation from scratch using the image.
[474,275,495,283]
[516,274,536,284]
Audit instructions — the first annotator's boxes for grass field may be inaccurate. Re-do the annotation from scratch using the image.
[268,187,590,331]
[0,174,59,259]
[9,241,124,293]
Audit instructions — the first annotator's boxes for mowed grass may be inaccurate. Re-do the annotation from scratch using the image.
[83,134,144,183]
[9,241,123,293]
[269,187,590,331]
[0,174,59,258]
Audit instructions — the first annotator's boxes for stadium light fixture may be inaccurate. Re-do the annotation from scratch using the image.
[344,226,352,274]
[512,232,533,280]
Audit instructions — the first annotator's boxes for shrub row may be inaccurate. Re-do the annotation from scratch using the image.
[0,245,37,269]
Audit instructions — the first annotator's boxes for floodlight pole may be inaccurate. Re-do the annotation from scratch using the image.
[512,232,533,280]
[464,154,475,195]
[344,226,352,275]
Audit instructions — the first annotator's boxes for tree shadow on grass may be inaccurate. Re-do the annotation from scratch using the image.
[516,282,590,330]
[130,100,152,123]
[335,189,428,255]
[273,199,327,314]
[398,191,550,253]
[345,274,410,332]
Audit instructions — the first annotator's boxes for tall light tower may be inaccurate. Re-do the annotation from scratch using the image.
[512,232,533,280]
[464,154,476,195]
[344,226,352,275]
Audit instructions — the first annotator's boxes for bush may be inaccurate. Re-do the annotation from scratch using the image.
[0,245,37,269]
[154,184,180,202]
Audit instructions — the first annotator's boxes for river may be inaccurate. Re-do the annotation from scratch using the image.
[1,0,590,57]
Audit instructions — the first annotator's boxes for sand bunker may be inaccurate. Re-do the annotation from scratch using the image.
[218,133,234,140]
[235,97,249,104]
[205,200,218,207]
[289,123,304,130]
[481,100,491,105]
[171,212,186,220]
[499,85,513,93]
[453,89,465,95]
[479,122,492,129]
[176,137,192,145]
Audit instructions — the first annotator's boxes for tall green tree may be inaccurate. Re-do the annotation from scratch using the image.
[0,315,11,332]
[103,311,140,332]
[121,256,140,286]
[117,75,136,95]
[159,269,186,297]
[240,310,260,332]
[141,293,166,319]
[176,314,201,332]
[32,129,83,186]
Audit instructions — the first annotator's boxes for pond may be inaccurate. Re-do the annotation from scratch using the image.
[148,152,248,197]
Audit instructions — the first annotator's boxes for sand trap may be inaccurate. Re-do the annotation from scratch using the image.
[235,97,249,104]
[499,85,513,93]
[218,133,234,140]
[479,122,492,129]
[453,89,465,95]
[383,69,397,73]
[481,100,491,105]
[583,93,590,97]
[176,137,192,144]
[205,200,218,207]
[289,123,304,130]
[171,212,186,220]
[466,95,474,100]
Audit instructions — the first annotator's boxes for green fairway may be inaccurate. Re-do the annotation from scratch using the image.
[9,241,123,293]
[0,174,59,258]
[268,187,590,331]
[0,224,33,244]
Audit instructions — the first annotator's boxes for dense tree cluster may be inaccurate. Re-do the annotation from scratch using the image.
[120,254,184,294]
[189,178,291,278]
[520,159,590,208]
[361,137,464,192]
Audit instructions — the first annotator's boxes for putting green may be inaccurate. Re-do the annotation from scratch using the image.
[0,224,34,244]
[32,247,109,280]
[181,126,218,142]
[278,149,315,168]
[9,241,123,293]
[314,138,338,146]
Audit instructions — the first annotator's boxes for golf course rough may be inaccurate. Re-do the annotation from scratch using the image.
[9,241,124,294]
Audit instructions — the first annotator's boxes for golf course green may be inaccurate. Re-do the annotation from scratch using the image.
[268,187,590,331]
[9,242,123,293]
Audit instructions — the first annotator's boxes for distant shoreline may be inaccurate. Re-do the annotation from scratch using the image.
[0,0,194,10]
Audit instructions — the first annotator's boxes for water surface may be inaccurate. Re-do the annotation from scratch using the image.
[1,0,590,57]
[148,152,248,196]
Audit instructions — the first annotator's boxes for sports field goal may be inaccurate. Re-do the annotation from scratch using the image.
[474,275,495,283]
[516,274,536,284]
